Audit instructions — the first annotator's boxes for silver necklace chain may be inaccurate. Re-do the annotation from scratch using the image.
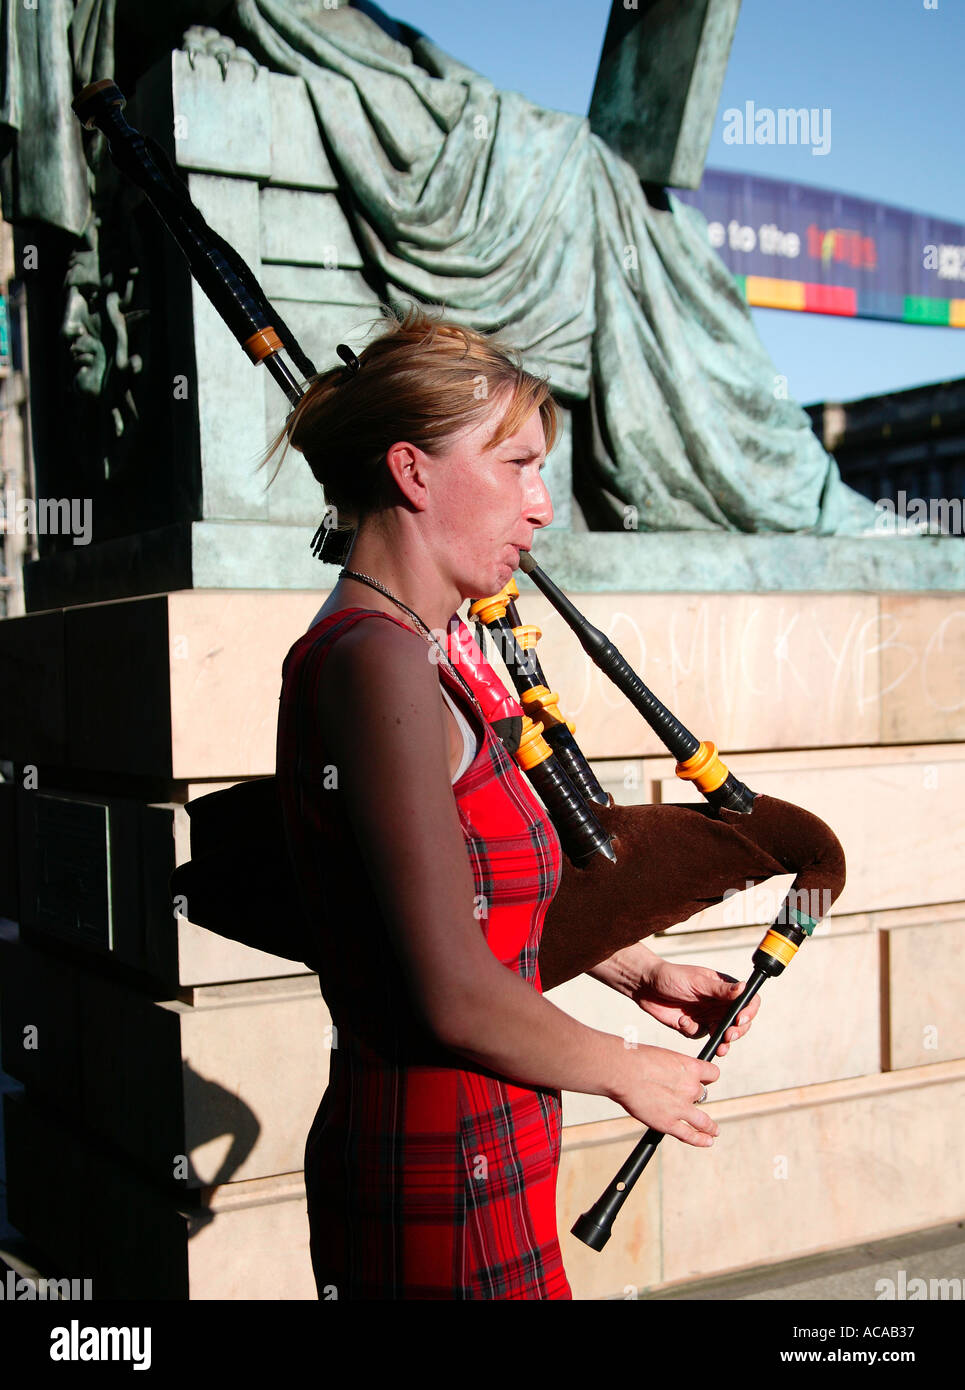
[339,568,484,714]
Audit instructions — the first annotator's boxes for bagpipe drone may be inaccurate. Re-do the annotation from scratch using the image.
[71,80,847,1253]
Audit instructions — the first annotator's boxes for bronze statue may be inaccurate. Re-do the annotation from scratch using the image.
[2,0,884,535]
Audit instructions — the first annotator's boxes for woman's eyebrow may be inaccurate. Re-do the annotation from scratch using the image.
[501,446,543,459]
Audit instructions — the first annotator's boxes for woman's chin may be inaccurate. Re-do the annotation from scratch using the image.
[460,564,514,603]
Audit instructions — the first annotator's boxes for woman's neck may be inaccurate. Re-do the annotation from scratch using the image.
[333,526,461,635]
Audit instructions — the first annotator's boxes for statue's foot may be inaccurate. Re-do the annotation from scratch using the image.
[181,25,259,81]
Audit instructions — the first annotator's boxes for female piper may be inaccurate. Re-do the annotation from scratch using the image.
[269,304,759,1301]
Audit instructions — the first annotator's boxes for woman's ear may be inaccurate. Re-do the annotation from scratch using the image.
[384,440,430,512]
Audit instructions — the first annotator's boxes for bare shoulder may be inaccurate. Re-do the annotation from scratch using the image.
[318,615,441,722]
[316,614,456,813]
[322,613,433,678]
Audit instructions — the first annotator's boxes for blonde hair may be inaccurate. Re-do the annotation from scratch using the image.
[259,301,559,531]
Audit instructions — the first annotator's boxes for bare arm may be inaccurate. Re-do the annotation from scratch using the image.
[317,621,720,1146]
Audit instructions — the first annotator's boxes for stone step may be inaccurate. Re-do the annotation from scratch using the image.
[643,1219,965,1301]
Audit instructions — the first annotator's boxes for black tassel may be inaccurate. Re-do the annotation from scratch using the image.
[311,523,356,566]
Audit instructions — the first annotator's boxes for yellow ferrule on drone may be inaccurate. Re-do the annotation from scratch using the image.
[511,623,541,651]
[757,928,800,969]
[675,740,729,794]
[515,715,554,771]
[468,579,520,627]
[468,592,509,626]
[520,685,574,733]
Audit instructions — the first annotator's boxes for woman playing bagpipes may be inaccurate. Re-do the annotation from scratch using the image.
[268,302,761,1301]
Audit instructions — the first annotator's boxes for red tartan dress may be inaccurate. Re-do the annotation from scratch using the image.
[276,608,572,1300]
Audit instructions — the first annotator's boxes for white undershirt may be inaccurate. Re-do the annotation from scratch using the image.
[440,683,480,783]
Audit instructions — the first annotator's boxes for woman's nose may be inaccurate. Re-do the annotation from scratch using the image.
[527,472,554,529]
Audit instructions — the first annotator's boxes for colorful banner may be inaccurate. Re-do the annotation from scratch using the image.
[674,169,965,327]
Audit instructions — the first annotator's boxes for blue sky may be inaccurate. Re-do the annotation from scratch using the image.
[388,0,965,407]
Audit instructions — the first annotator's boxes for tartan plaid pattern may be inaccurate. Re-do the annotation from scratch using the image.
[276,609,572,1300]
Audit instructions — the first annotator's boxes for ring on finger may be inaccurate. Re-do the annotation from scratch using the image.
[696,1086,708,1104]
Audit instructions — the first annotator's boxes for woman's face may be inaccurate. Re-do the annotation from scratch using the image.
[427,396,554,597]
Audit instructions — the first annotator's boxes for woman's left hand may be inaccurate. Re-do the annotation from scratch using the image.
[590,944,761,1057]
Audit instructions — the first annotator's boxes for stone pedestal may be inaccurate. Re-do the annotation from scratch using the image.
[2,583,965,1298]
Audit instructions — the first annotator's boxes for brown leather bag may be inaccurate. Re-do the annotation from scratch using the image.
[169,777,846,991]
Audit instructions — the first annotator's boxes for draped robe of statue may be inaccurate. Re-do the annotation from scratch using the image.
[1,0,881,535]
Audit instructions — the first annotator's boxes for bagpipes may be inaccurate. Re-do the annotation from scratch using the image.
[72,80,847,1253]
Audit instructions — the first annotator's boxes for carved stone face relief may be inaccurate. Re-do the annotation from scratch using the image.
[61,246,109,399]
[56,215,146,485]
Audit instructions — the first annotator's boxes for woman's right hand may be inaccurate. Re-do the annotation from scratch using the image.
[610,1043,721,1147]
